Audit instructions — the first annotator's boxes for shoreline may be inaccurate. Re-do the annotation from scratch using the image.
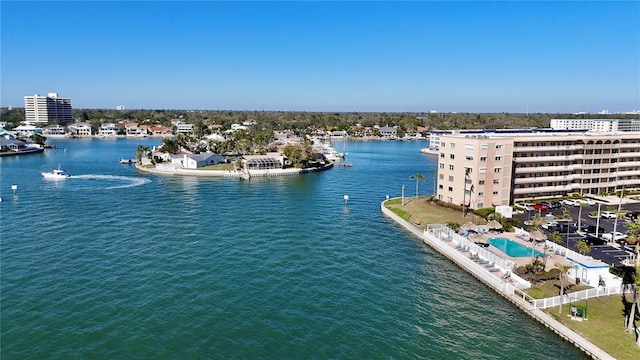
[135,162,334,178]
[380,198,615,360]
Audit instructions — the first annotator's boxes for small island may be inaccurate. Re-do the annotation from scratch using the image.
[134,133,341,179]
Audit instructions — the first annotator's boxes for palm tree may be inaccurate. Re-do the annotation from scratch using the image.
[556,263,572,315]
[410,173,425,198]
[575,240,591,256]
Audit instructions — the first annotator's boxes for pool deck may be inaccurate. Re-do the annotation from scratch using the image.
[381,201,615,360]
[470,232,566,272]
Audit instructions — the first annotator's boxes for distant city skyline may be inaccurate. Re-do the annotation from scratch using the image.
[2,1,638,113]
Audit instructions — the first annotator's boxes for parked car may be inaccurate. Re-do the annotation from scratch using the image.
[583,234,607,246]
[582,225,605,234]
[533,204,548,211]
[548,201,561,209]
[600,211,618,219]
[626,210,639,221]
[514,203,534,211]
[601,232,627,241]
[547,222,578,233]
[577,198,596,206]
[561,199,579,207]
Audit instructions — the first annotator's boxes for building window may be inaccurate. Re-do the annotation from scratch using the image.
[479,167,487,174]
[448,175,454,181]
[495,156,502,161]
[492,191,499,195]
[450,154,455,159]
[478,192,484,196]
[439,163,444,169]
[479,180,485,185]
[480,156,487,162]
[438,195,443,200]
[496,144,503,149]
[465,144,474,150]
[494,168,501,173]
[447,197,453,202]
[480,144,488,151]
[477,203,483,208]
[439,184,444,189]
[450,143,455,148]
[464,167,472,174]
[493,179,499,184]
[440,153,445,158]
[439,174,444,180]
[465,155,473,160]
[449,164,454,170]
[448,186,453,192]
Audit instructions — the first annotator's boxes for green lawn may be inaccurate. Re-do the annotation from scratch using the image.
[197,163,235,171]
[544,295,640,360]
[384,196,484,228]
[524,280,592,299]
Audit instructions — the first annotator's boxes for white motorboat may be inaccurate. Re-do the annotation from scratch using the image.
[419,147,439,156]
[41,167,70,180]
[310,137,346,161]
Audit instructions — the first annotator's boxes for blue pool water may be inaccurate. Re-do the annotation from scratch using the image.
[488,238,543,258]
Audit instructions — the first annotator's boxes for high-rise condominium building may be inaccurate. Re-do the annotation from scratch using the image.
[435,129,640,209]
[24,93,73,125]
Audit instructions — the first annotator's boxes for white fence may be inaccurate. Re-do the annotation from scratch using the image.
[530,284,623,309]
[425,224,516,272]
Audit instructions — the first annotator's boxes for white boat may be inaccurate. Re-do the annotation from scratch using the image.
[310,137,346,161]
[420,147,439,156]
[41,167,70,180]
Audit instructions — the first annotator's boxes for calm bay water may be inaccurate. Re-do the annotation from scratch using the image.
[1,139,586,359]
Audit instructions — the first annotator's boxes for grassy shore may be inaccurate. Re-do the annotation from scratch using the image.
[384,196,485,228]
[384,196,640,358]
[544,296,640,360]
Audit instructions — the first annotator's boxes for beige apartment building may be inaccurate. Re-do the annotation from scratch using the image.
[435,130,640,209]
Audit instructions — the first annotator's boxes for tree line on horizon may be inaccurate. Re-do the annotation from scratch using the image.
[2,107,637,134]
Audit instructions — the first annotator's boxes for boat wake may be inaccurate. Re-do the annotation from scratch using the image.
[69,175,151,189]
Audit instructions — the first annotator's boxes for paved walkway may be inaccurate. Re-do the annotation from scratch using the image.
[381,201,615,360]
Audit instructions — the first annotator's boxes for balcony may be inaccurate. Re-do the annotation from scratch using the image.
[514,165,574,174]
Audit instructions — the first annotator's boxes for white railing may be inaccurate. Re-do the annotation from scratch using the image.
[425,225,516,271]
[530,285,623,309]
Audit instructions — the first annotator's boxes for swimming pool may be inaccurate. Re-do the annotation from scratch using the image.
[488,238,543,258]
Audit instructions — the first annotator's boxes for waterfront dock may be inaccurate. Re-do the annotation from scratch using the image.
[381,200,616,360]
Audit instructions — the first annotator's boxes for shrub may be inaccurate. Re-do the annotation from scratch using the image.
[474,207,495,218]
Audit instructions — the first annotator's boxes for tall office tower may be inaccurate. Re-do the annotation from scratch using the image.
[24,93,73,125]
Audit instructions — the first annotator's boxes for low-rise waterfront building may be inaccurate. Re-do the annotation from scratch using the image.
[98,123,120,137]
[172,153,226,169]
[175,123,195,135]
[436,129,640,208]
[42,124,66,137]
[550,118,640,132]
[13,125,42,137]
[68,122,93,136]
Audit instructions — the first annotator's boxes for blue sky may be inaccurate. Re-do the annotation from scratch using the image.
[2,1,639,112]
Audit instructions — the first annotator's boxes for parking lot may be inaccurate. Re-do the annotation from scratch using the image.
[513,199,640,266]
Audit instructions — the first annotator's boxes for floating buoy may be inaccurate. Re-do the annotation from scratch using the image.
[343,194,349,204]
[11,185,17,194]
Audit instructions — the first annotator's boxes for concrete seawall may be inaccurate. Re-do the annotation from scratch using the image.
[381,199,615,360]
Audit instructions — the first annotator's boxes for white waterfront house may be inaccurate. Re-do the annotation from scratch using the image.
[68,122,93,136]
[172,153,225,169]
[378,126,397,139]
[98,123,120,136]
[42,124,67,137]
[175,123,195,136]
[13,125,42,137]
